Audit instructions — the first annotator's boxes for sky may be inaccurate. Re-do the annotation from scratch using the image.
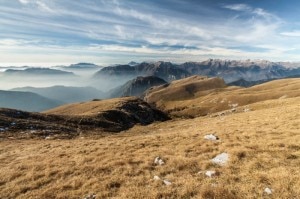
[1,0,300,66]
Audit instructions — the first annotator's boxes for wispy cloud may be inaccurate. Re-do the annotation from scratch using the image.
[17,0,54,13]
[280,31,300,37]
[223,4,251,12]
[0,0,300,65]
[18,0,29,4]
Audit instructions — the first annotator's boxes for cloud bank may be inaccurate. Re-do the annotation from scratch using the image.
[0,0,300,66]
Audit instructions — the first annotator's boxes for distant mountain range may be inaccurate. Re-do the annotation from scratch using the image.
[0,90,62,112]
[4,67,75,76]
[60,63,103,69]
[94,61,190,82]
[93,59,300,85]
[178,59,300,82]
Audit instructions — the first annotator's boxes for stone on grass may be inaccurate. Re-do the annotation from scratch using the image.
[84,193,96,199]
[204,134,219,141]
[163,179,172,186]
[264,187,273,195]
[154,157,165,165]
[211,152,229,166]
[153,175,161,180]
[205,170,216,177]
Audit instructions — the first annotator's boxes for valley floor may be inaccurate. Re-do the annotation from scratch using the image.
[0,97,299,198]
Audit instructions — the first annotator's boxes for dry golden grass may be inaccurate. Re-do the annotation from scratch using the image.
[44,97,137,116]
[0,95,299,198]
[145,77,300,118]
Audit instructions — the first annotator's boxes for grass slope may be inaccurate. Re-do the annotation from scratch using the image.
[145,76,300,118]
[0,95,299,198]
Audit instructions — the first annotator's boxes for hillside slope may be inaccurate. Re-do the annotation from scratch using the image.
[0,95,299,198]
[144,76,300,117]
[0,97,169,139]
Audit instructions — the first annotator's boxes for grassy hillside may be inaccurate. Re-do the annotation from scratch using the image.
[0,95,299,198]
[145,76,300,118]
[0,78,299,198]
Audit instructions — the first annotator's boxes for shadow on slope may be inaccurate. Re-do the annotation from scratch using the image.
[0,97,169,139]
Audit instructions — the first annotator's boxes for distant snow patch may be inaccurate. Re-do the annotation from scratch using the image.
[211,152,229,166]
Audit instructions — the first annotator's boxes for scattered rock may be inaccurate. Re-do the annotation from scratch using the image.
[153,175,161,180]
[204,134,219,141]
[84,193,96,199]
[154,157,165,165]
[230,108,237,112]
[45,136,52,140]
[279,95,287,99]
[197,171,203,175]
[205,170,217,178]
[264,187,273,195]
[163,179,172,186]
[244,108,251,112]
[229,103,239,108]
[211,152,229,166]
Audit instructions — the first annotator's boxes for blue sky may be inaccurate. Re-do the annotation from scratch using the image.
[1,0,300,66]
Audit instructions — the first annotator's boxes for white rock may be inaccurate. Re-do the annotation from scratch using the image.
[154,157,165,165]
[204,134,219,141]
[230,103,238,108]
[153,176,161,180]
[205,170,216,177]
[211,153,229,166]
[158,159,165,165]
[84,193,96,199]
[163,179,172,186]
[264,187,273,195]
[154,157,160,164]
[45,136,51,140]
